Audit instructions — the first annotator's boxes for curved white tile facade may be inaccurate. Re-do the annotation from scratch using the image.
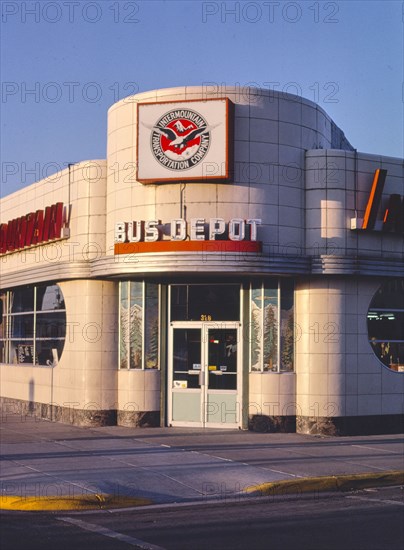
[0,86,403,435]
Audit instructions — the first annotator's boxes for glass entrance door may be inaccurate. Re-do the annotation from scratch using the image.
[168,323,241,428]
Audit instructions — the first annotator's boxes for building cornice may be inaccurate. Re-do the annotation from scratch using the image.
[0,253,403,288]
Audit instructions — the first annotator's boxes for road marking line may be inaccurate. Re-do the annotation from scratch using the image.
[261,468,302,477]
[350,445,401,454]
[3,459,101,496]
[58,517,166,549]
[341,462,390,471]
[209,455,233,462]
[346,496,404,507]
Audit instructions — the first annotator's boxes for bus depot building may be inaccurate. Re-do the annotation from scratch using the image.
[0,86,403,436]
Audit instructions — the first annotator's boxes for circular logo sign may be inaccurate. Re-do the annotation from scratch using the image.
[150,109,211,171]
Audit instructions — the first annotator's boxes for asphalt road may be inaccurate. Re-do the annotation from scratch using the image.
[2,415,404,505]
[1,486,403,550]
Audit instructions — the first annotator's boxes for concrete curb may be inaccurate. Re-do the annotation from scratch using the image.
[243,470,404,497]
[0,494,153,512]
[2,472,403,511]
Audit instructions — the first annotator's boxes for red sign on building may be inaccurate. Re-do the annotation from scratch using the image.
[0,202,66,254]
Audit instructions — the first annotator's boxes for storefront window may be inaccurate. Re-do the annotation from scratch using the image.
[0,292,7,363]
[130,282,143,369]
[0,284,66,366]
[170,284,240,321]
[119,281,160,369]
[250,280,294,372]
[280,280,295,372]
[119,282,129,369]
[145,284,159,369]
[250,286,264,371]
[367,279,404,372]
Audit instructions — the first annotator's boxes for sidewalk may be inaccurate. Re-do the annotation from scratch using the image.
[1,414,403,510]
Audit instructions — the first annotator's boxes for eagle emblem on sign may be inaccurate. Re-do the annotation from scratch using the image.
[143,108,220,170]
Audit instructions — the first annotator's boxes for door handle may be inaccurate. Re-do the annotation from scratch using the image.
[198,370,205,386]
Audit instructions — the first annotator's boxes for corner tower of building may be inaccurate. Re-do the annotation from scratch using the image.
[1,86,403,435]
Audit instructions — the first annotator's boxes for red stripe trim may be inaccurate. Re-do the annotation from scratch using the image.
[114,240,262,255]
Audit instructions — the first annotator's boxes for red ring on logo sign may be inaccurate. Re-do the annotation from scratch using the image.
[150,108,211,171]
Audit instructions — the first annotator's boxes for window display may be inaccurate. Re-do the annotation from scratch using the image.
[367,279,404,371]
[0,284,66,366]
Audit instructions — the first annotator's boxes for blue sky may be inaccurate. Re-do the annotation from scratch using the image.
[1,0,403,196]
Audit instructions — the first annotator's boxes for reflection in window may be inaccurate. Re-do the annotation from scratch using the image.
[36,284,65,311]
[264,286,279,372]
[250,280,294,373]
[119,282,129,369]
[280,280,294,372]
[0,284,66,366]
[0,292,7,363]
[250,287,264,371]
[119,282,160,369]
[208,329,237,390]
[145,285,159,369]
[172,329,201,389]
[130,282,143,369]
[10,314,35,338]
[10,286,34,313]
[170,284,240,321]
[368,279,404,372]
